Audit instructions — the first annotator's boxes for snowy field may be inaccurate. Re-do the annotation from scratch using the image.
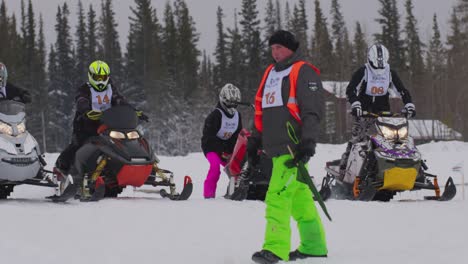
[1,141,468,264]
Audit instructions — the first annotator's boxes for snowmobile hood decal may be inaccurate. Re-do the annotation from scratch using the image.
[371,137,417,158]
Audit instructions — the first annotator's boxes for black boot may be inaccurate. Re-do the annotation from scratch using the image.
[252,250,282,264]
[289,249,327,261]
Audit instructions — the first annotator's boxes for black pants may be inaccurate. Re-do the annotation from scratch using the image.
[55,132,94,173]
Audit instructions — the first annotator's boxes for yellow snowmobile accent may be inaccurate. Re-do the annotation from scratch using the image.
[380,167,418,191]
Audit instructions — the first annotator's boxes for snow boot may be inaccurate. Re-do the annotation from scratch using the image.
[289,249,327,261]
[252,250,281,264]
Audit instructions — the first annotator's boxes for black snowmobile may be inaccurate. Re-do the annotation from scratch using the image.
[319,112,456,202]
[222,101,273,202]
[49,105,192,202]
[223,127,272,201]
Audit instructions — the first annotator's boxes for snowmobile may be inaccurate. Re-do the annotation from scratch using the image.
[319,111,456,202]
[0,100,56,199]
[49,105,192,202]
[223,128,272,201]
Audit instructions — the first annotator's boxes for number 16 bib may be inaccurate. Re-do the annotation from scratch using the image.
[262,65,293,109]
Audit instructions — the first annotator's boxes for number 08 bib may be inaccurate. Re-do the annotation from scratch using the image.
[365,64,390,96]
[262,66,293,109]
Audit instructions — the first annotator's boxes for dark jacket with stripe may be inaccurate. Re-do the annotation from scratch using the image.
[201,102,242,156]
[2,82,31,103]
[254,52,324,157]
[346,66,413,113]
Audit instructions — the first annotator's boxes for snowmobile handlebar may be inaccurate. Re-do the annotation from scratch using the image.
[360,111,406,118]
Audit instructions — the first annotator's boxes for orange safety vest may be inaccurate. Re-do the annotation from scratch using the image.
[254,61,320,132]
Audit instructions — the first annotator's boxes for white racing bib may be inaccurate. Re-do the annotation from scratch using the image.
[90,84,113,111]
[365,64,390,96]
[262,66,293,109]
[216,108,239,140]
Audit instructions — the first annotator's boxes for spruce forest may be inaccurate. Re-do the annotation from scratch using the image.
[0,0,466,155]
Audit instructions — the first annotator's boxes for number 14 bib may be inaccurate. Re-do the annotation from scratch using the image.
[90,84,113,111]
[262,65,293,109]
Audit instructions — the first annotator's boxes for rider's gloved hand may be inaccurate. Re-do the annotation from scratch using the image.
[351,101,362,117]
[136,111,149,122]
[285,140,316,168]
[403,103,416,118]
[221,152,232,161]
[295,141,316,164]
[86,110,103,120]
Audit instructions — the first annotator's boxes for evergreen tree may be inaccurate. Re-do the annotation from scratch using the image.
[75,0,88,80]
[331,0,347,80]
[263,0,277,65]
[87,4,98,61]
[284,2,291,31]
[426,14,447,124]
[291,0,308,56]
[374,0,405,71]
[213,6,228,89]
[98,0,123,84]
[275,0,282,30]
[47,4,75,151]
[264,0,277,37]
[226,11,243,88]
[404,0,425,93]
[239,0,262,101]
[125,0,164,109]
[311,0,333,79]
[174,0,200,97]
[33,14,48,150]
[352,21,367,69]
[162,2,178,82]
[447,6,467,136]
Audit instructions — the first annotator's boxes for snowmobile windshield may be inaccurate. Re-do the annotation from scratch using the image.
[101,105,138,130]
[0,100,25,123]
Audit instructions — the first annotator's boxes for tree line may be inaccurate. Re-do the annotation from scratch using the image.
[0,0,466,155]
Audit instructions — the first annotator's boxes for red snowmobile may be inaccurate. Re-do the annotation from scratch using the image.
[48,105,192,202]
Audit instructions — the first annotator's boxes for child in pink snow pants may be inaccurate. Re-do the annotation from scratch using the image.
[201,84,242,198]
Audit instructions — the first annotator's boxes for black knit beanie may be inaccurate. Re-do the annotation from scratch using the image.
[268,30,299,52]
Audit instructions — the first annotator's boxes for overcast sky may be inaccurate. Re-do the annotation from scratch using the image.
[4,0,459,57]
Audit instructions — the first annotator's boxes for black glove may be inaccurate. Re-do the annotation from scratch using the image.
[295,142,316,164]
[403,103,416,118]
[285,141,316,168]
[351,101,362,117]
[136,111,149,122]
[21,90,32,104]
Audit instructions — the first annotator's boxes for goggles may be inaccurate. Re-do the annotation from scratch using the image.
[90,72,109,82]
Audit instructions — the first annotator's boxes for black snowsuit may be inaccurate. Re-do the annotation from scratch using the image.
[55,80,127,172]
[346,66,413,112]
[201,102,242,157]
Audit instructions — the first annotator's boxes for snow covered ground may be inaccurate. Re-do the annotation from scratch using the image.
[1,141,468,264]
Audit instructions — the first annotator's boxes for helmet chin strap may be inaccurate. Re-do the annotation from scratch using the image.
[368,62,388,75]
[220,101,235,115]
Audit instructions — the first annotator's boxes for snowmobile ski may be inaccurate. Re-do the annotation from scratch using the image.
[47,180,78,203]
[160,176,193,200]
[424,177,457,201]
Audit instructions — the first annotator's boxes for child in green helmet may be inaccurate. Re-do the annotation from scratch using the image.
[54,60,134,176]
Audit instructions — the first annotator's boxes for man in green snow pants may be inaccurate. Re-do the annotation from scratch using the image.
[250,30,328,263]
